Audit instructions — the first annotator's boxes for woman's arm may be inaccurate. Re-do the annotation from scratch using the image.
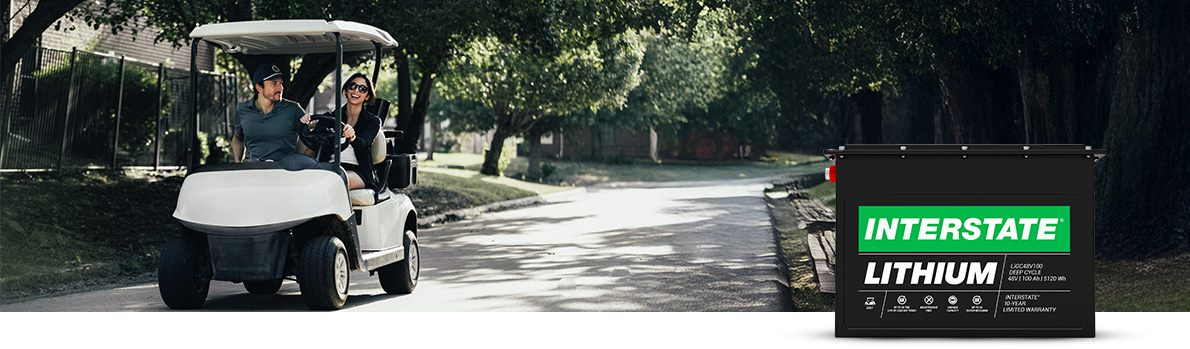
[351,112,381,150]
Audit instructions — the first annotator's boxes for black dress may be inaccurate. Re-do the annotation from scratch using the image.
[335,106,382,191]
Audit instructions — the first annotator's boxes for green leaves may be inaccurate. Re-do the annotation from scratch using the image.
[439,30,645,133]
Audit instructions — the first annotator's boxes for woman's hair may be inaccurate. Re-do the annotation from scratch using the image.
[342,72,375,103]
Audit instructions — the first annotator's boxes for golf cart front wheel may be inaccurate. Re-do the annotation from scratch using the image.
[158,236,210,309]
[298,236,349,310]
[378,231,418,294]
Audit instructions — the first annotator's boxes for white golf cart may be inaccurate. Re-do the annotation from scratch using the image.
[158,20,420,310]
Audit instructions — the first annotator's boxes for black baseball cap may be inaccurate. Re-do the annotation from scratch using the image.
[253,63,283,85]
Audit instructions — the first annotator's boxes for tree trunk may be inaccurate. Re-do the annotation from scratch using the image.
[834,97,857,144]
[405,66,437,153]
[1096,0,1190,258]
[649,126,658,162]
[2,0,88,82]
[1016,52,1050,144]
[396,50,412,139]
[286,53,342,109]
[1016,45,1110,146]
[480,126,510,176]
[882,69,940,144]
[590,126,602,160]
[526,126,544,181]
[424,120,436,161]
[934,49,1023,143]
[854,89,883,144]
[392,51,437,154]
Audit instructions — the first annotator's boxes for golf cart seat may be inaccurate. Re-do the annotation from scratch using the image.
[349,129,392,206]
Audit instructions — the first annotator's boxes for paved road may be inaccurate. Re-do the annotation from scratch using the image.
[2,178,788,312]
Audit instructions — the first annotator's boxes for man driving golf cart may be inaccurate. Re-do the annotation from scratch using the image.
[232,63,310,163]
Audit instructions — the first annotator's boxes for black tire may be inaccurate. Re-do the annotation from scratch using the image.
[158,236,210,309]
[244,279,283,294]
[298,236,349,310]
[378,232,418,294]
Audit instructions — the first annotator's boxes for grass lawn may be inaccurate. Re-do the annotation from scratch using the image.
[0,172,180,301]
[419,167,574,195]
[805,181,836,210]
[1096,254,1190,311]
[422,150,829,186]
[401,171,540,217]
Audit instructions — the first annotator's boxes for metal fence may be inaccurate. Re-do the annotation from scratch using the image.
[0,46,245,172]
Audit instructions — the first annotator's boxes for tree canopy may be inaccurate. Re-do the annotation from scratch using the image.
[437,31,645,175]
[14,0,1188,258]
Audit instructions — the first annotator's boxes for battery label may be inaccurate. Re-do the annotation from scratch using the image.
[845,202,1086,333]
[858,206,1070,252]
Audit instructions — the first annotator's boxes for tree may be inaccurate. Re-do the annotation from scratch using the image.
[616,17,735,133]
[2,0,88,83]
[875,0,1109,144]
[79,1,611,157]
[73,0,385,107]
[603,7,787,159]
[727,0,1187,258]
[438,32,645,176]
[1094,0,1190,258]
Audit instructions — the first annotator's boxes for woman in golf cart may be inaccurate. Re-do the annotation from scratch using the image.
[302,73,382,190]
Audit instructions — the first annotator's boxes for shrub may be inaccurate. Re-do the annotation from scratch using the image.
[34,56,169,162]
[540,162,558,180]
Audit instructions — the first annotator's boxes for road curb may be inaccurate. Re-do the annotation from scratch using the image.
[417,187,587,227]
[589,176,781,189]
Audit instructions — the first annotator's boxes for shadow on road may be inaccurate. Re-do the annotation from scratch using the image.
[417,189,787,312]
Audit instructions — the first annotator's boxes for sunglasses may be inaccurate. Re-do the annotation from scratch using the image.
[344,82,370,94]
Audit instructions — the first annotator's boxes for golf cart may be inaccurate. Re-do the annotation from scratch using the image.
[158,20,420,310]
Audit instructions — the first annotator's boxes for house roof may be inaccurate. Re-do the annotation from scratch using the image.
[189,20,398,55]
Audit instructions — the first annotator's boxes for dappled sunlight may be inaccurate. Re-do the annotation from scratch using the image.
[369,178,785,311]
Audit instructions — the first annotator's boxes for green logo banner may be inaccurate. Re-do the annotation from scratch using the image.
[857,206,1071,252]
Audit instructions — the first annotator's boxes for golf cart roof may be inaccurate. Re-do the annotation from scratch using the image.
[189,20,398,55]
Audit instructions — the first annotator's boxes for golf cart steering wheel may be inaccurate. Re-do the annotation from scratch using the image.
[300,113,343,162]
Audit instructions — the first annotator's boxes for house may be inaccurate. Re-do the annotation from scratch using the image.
[538,125,751,162]
[540,126,658,162]
[3,1,222,170]
[7,0,216,71]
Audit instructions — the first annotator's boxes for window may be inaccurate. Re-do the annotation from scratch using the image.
[600,127,617,145]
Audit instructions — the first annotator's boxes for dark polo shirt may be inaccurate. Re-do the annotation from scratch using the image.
[235,97,307,162]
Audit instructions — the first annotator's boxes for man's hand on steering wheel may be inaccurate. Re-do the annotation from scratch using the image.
[300,114,338,152]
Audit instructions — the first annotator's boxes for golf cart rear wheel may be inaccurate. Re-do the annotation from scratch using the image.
[298,236,349,310]
[158,236,210,309]
[378,231,418,294]
[244,279,283,294]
